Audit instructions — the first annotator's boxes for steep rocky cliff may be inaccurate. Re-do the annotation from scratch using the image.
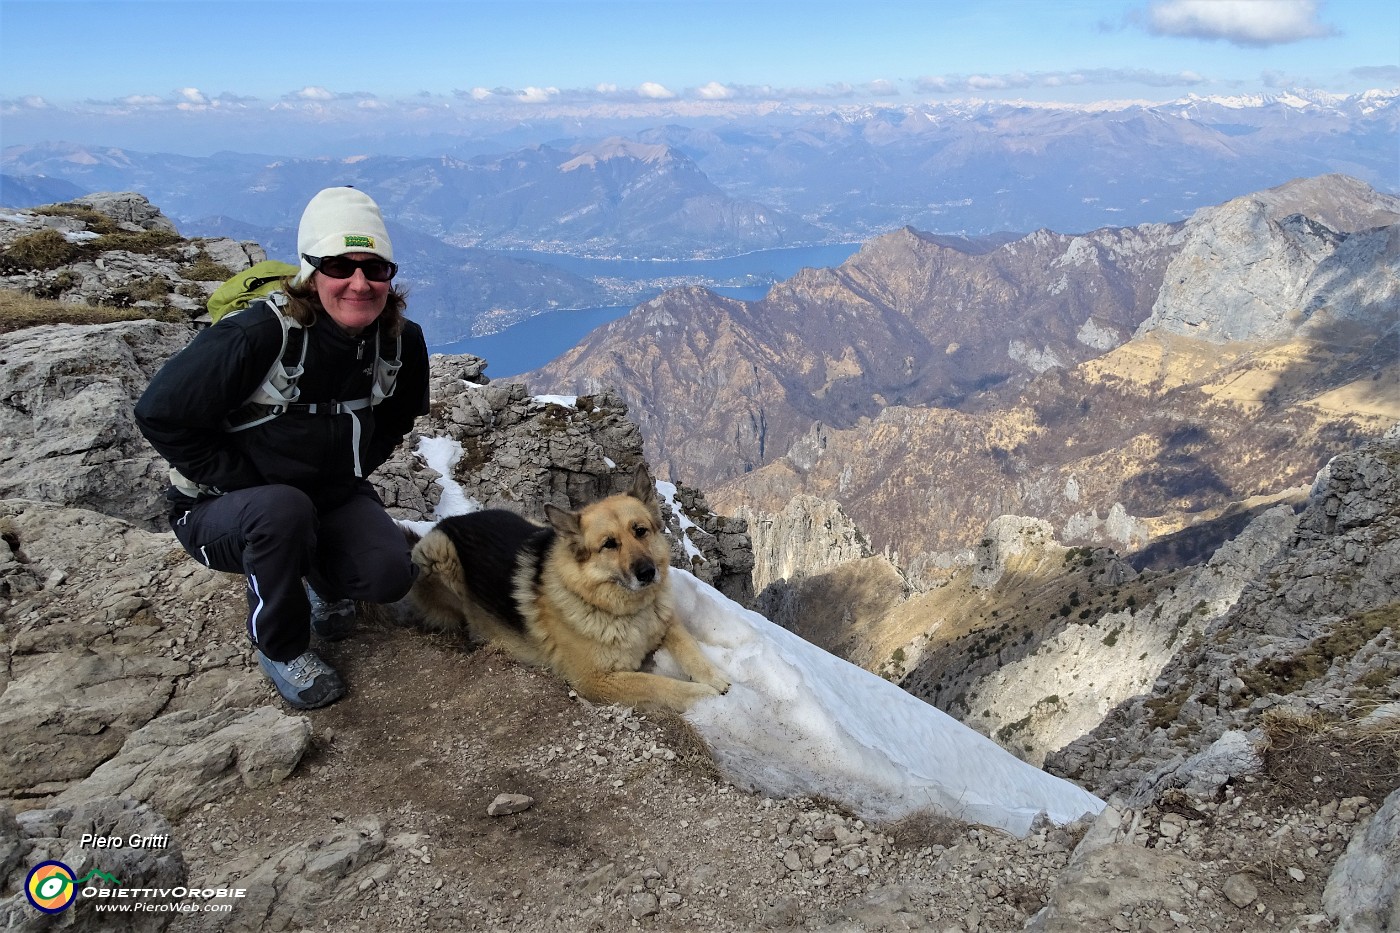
[1049,433,1400,799]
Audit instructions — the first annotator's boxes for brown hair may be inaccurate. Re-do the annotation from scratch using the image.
[282,275,409,337]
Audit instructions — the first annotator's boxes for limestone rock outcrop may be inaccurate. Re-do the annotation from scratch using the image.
[0,192,264,316]
[372,353,754,604]
[737,494,873,595]
[1137,193,1400,342]
[0,797,185,932]
[963,502,1298,767]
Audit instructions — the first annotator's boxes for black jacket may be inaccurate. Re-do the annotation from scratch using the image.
[135,300,430,511]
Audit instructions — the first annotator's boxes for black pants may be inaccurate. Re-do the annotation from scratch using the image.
[171,481,413,662]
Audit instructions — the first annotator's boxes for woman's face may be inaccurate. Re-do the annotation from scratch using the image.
[314,252,390,334]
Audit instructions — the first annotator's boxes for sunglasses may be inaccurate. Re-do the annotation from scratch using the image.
[303,254,398,282]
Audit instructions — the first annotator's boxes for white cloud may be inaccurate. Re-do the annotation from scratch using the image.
[863,79,900,97]
[121,94,164,106]
[695,81,733,100]
[1145,0,1335,46]
[638,82,676,100]
[917,68,1207,94]
[968,73,1030,91]
[0,95,50,113]
[293,86,336,101]
[770,82,858,101]
[516,86,560,103]
[1353,64,1400,82]
[468,87,494,101]
[177,87,208,105]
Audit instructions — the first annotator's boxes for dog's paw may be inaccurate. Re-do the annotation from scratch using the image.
[706,676,731,696]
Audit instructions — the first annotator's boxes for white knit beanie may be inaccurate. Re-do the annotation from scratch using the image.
[293,186,394,284]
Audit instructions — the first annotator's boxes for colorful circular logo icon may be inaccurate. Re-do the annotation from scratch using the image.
[26,861,77,914]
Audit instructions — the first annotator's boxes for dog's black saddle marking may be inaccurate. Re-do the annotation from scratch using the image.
[434,510,554,632]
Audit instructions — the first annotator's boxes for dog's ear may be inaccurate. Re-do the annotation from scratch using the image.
[628,465,658,508]
[545,504,590,560]
[544,503,582,539]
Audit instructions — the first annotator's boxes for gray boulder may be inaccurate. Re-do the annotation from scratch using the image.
[0,320,195,530]
[216,818,387,932]
[54,706,311,820]
[1324,787,1400,933]
[72,192,179,233]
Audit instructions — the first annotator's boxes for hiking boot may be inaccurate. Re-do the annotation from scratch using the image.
[257,649,346,710]
[305,582,356,641]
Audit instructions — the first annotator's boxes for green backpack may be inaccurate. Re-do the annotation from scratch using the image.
[206,259,300,322]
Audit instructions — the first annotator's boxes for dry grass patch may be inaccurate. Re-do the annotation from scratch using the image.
[0,290,184,335]
[1257,706,1400,807]
[31,203,122,235]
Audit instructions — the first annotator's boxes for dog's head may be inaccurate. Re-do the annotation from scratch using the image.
[546,468,669,593]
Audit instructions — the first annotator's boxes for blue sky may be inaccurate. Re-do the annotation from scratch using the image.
[2,0,1397,154]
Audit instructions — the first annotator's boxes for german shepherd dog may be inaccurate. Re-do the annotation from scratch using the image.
[409,469,730,713]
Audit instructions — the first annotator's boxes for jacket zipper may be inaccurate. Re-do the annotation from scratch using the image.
[351,338,366,475]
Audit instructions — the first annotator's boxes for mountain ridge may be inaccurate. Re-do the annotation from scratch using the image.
[527,174,1400,571]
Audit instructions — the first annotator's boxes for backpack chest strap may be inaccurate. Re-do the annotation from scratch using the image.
[283,397,375,415]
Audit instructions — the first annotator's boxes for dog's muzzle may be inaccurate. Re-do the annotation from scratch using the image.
[632,561,657,587]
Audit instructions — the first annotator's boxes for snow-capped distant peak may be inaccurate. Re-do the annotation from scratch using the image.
[1170,88,1352,111]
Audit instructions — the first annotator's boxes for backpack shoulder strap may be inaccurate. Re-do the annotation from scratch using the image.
[370,328,403,405]
[224,294,308,432]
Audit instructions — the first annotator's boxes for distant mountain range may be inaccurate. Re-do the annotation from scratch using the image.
[525,174,1400,570]
[3,89,1395,257]
[2,89,1396,348]
[0,137,823,259]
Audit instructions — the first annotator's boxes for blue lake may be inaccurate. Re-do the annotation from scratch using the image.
[492,242,864,282]
[430,243,863,379]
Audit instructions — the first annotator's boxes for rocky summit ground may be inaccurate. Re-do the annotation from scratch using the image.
[184,617,1384,933]
[2,511,1391,933]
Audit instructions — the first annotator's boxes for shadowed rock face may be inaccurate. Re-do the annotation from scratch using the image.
[1048,435,1400,797]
